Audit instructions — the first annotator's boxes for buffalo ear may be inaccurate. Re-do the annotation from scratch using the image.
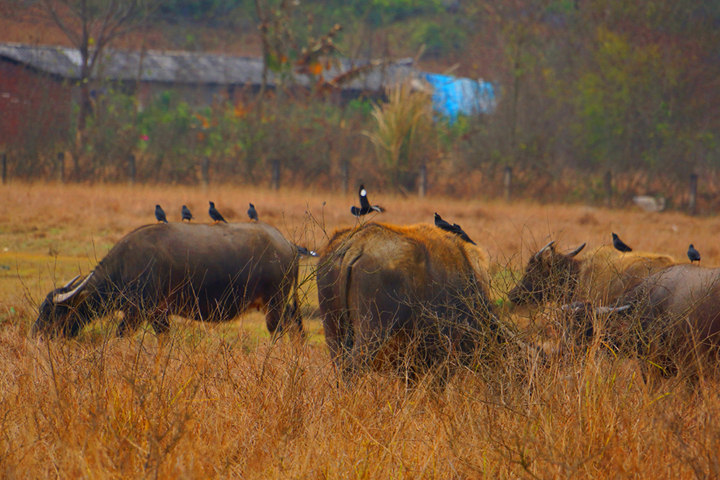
[567,243,586,258]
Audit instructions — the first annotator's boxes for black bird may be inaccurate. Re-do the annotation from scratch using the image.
[155,205,168,224]
[181,205,194,222]
[248,203,259,221]
[434,212,455,231]
[351,184,385,217]
[295,245,318,257]
[208,201,227,224]
[688,244,701,264]
[612,233,632,253]
[434,213,477,245]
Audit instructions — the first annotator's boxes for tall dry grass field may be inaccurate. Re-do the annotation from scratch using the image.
[1,183,719,478]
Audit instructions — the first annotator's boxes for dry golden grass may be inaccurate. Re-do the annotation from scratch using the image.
[1,183,720,478]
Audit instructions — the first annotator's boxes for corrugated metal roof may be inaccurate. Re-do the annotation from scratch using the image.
[0,42,414,91]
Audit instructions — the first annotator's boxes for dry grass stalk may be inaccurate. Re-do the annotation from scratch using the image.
[0,183,720,477]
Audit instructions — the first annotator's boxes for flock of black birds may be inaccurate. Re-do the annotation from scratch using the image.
[154,185,703,264]
[612,232,701,264]
[350,184,476,246]
[155,201,258,225]
[349,186,703,264]
[154,201,317,256]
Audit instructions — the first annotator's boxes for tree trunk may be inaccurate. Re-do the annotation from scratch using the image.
[75,36,93,178]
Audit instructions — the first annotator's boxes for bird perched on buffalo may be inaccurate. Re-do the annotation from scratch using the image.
[181,205,194,222]
[434,213,477,245]
[155,205,168,224]
[612,233,632,253]
[208,201,228,224]
[248,203,259,221]
[688,244,701,264]
[351,184,385,217]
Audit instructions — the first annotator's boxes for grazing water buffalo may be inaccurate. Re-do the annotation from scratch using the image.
[34,222,302,338]
[589,264,720,375]
[508,242,675,306]
[317,222,501,379]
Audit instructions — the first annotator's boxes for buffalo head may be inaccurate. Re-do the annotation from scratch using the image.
[34,273,95,337]
[508,241,586,305]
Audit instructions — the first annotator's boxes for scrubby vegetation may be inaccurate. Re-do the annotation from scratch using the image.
[2,183,720,477]
[2,0,719,207]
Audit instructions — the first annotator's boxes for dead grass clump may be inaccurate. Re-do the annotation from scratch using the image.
[365,82,433,189]
[3,183,720,476]
[2,302,720,476]
[577,211,600,226]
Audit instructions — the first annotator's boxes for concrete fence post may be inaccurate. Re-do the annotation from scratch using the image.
[128,154,136,185]
[271,159,281,191]
[201,157,210,189]
[341,160,349,195]
[503,166,512,201]
[604,170,612,208]
[689,173,698,215]
[1,153,6,185]
[57,152,65,183]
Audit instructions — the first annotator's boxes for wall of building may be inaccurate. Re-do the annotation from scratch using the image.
[0,60,72,150]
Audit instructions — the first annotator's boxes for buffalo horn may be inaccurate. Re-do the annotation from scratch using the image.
[534,240,556,260]
[61,275,82,289]
[594,304,632,315]
[567,242,587,258]
[561,302,588,313]
[53,272,94,304]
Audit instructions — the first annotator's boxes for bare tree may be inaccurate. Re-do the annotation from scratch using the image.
[471,0,551,167]
[36,0,158,153]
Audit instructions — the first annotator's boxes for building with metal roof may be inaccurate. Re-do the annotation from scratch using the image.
[0,41,417,148]
[0,42,495,150]
[0,42,415,90]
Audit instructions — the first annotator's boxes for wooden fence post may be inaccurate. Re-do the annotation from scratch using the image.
[689,173,698,215]
[604,170,612,208]
[418,164,427,198]
[271,159,281,191]
[503,166,512,201]
[128,154,136,185]
[1,153,6,185]
[57,152,64,183]
[341,160,349,195]
[201,157,210,189]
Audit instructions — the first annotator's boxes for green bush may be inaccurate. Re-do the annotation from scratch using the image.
[412,20,467,57]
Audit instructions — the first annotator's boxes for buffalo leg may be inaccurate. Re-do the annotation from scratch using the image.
[266,294,303,340]
[349,324,386,375]
[116,308,143,336]
[151,314,171,335]
[289,289,304,338]
[322,307,352,376]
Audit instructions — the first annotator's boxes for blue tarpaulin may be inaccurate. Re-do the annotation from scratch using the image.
[423,73,496,123]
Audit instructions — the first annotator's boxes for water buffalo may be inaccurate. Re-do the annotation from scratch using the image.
[34,222,303,338]
[508,242,675,306]
[587,264,720,375]
[317,222,501,380]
